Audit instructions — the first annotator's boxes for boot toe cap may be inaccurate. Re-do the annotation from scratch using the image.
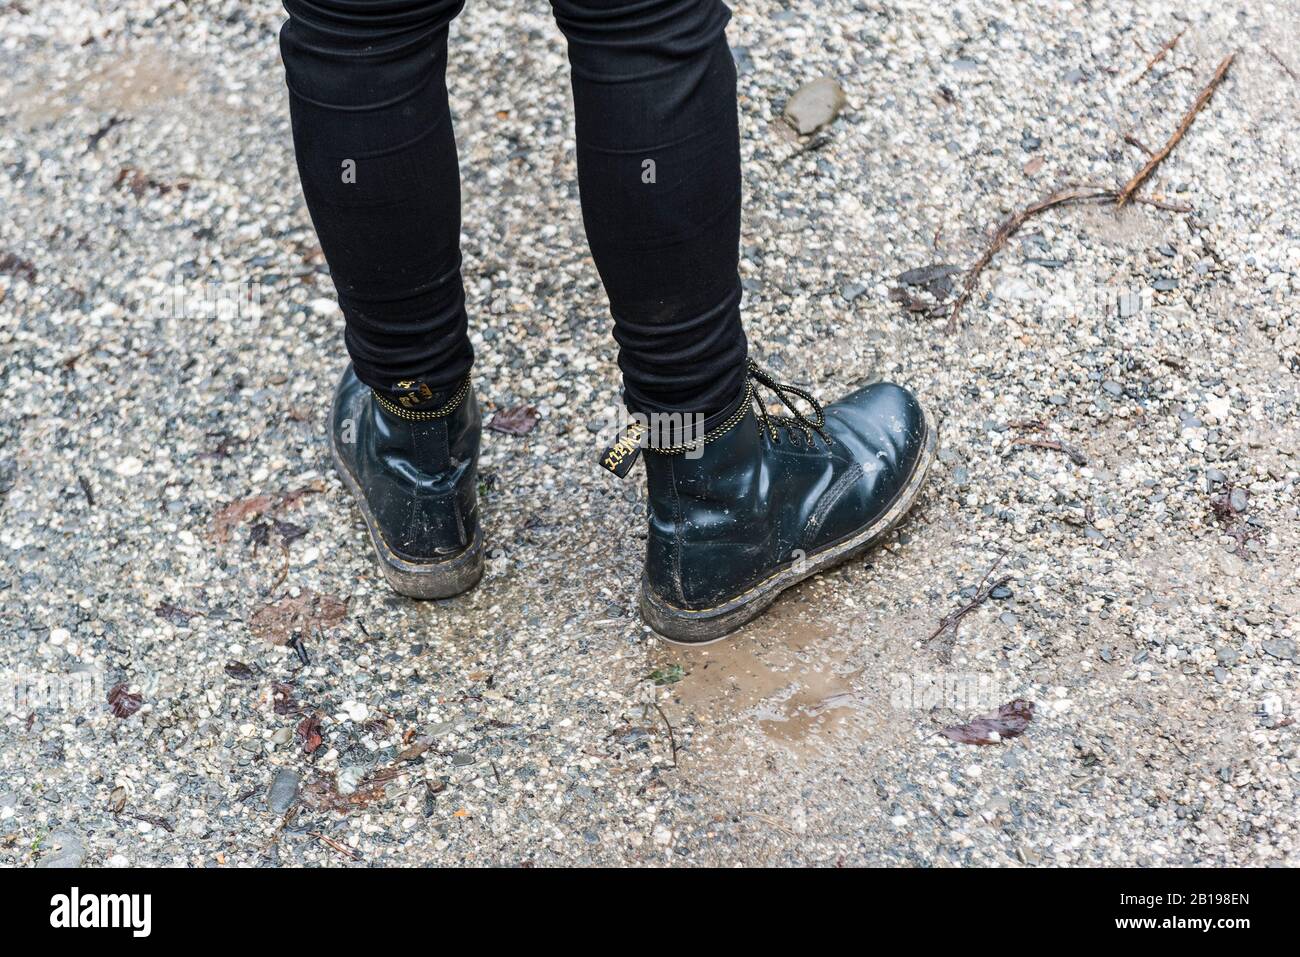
[819,382,930,533]
[827,381,928,466]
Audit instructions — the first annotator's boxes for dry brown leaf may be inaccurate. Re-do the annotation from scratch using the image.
[299,775,388,813]
[209,494,274,543]
[941,699,1035,745]
[107,683,143,719]
[488,405,540,436]
[395,738,432,763]
[249,589,347,646]
[208,481,326,543]
[296,712,324,754]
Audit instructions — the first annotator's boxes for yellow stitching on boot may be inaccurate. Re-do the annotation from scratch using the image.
[650,379,755,455]
[372,376,471,421]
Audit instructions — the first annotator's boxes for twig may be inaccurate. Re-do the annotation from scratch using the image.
[782,133,832,166]
[1264,45,1299,82]
[118,811,174,833]
[925,555,1012,654]
[650,703,679,768]
[262,806,298,858]
[947,53,1233,330]
[748,813,797,836]
[1010,436,1088,466]
[268,546,289,594]
[947,187,1115,331]
[1123,132,1154,156]
[1117,53,1236,207]
[1132,28,1186,85]
[308,830,362,861]
[1128,195,1194,213]
[1007,418,1050,433]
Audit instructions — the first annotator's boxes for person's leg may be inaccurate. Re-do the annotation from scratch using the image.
[281,0,484,598]
[551,0,748,422]
[552,0,936,643]
[280,0,470,408]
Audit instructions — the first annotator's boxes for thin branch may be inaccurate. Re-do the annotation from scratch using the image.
[651,703,679,768]
[1128,195,1194,213]
[925,555,1012,656]
[1123,132,1154,156]
[1117,53,1236,207]
[1010,436,1088,467]
[1132,28,1186,85]
[946,53,1233,331]
[1264,45,1299,82]
[309,830,362,861]
[946,187,1115,332]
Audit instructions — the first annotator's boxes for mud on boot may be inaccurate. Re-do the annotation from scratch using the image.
[628,360,936,644]
[330,364,484,599]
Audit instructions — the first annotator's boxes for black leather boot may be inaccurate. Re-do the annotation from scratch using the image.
[628,360,936,643]
[329,364,484,599]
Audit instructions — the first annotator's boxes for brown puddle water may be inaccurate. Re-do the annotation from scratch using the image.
[652,597,876,756]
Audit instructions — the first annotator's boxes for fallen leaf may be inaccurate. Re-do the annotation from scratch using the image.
[896,263,961,297]
[296,712,324,754]
[0,252,37,283]
[249,589,347,645]
[224,661,257,681]
[107,683,143,719]
[277,480,326,510]
[272,681,301,716]
[274,520,308,545]
[488,404,540,436]
[154,602,197,626]
[209,482,325,543]
[941,699,1035,745]
[395,738,432,763]
[647,664,685,686]
[248,521,272,551]
[299,774,388,812]
[209,494,273,543]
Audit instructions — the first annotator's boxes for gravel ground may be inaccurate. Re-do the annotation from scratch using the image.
[2,0,1298,867]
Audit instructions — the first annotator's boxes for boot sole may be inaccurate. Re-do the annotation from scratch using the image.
[641,410,938,645]
[329,425,484,600]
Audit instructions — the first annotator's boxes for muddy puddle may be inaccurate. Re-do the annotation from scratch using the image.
[651,588,928,759]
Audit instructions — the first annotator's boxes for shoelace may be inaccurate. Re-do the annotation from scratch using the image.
[748,360,833,448]
[598,359,833,477]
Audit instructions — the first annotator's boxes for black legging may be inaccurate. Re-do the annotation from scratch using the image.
[280,0,748,419]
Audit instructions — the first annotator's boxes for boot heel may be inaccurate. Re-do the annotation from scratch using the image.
[332,434,485,599]
[639,576,785,645]
[374,526,484,600]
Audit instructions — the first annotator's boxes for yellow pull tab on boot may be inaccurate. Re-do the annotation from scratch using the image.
[599,420,646,478]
